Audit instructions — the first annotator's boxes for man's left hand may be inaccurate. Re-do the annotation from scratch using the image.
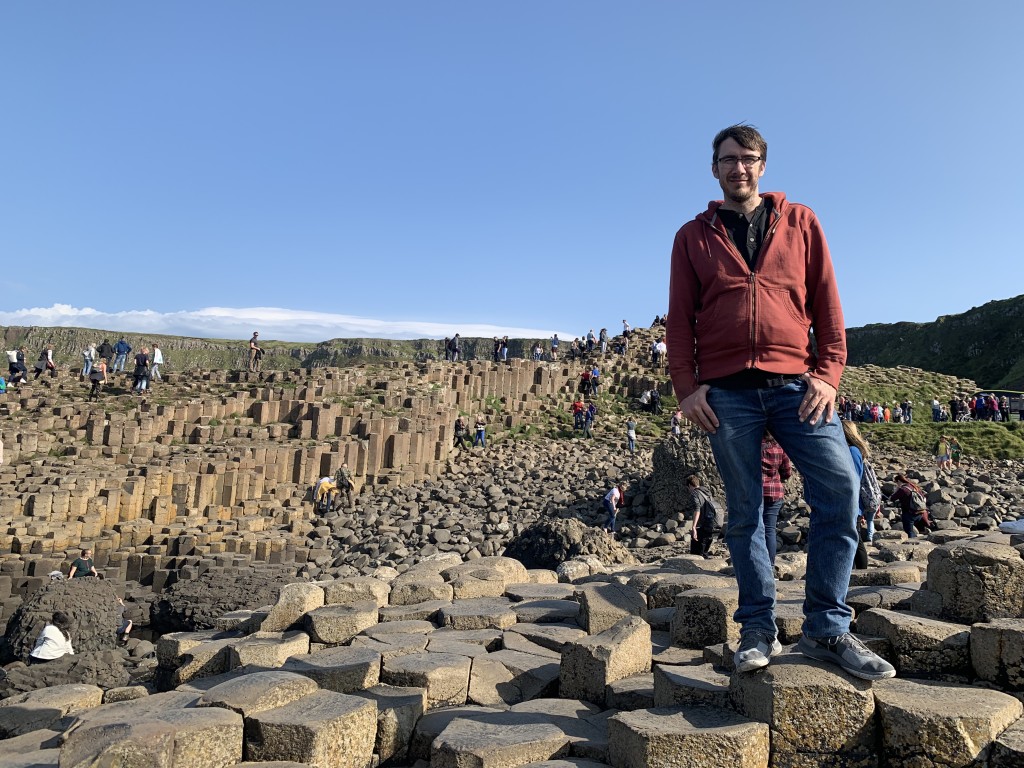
[797,373,837,425]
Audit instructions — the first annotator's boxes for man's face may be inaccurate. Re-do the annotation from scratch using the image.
[712,137,765,205]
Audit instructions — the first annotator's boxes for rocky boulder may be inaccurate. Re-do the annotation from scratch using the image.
[502,519,637,571]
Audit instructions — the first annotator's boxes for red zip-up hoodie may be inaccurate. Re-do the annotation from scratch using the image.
[666,192,846,400]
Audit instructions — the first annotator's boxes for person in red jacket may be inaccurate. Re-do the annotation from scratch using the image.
[666,124,894,682]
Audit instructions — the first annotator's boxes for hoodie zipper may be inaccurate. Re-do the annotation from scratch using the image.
[705,207,783,367]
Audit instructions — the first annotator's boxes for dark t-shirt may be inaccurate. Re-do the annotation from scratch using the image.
[71,557,94,577]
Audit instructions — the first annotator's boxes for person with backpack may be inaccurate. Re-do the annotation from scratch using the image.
[842,421,881,568]
[761,431,792,565]
[33,344,55,379]
[688,474,723,558]
[890,473,931,538]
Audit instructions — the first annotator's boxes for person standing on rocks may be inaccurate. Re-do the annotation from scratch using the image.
[688,474,723,557]
[572,395,585,431]
[583,401,597,438]
[97,339,114,368]
[133,347,151,394]
[248,332,263,372]
[472,415,487,448]
[82,343,96,379]
[112,337,131,373]
[334,462,355,508]
[761,431,791,566]
[603,483,626,534]
[68,547,98,578]
[29,611,74,664]
[666,124,894,681]
[550,334,559,360]
[625,417,637,454]
[151,344,164,381]
[89,358,108,400]
[453,416,469,450]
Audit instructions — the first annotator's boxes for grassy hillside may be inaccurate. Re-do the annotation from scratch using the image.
[861,420,1024,460]
[846,294,1024,391]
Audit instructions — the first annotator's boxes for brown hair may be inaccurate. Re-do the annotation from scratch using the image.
[712,124,768,164]
[895,473,921,493]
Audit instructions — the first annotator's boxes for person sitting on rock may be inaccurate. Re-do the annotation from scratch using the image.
[68,547,98,578]
[30,611,74,664]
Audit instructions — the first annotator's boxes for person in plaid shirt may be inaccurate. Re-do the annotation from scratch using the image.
[761,431,792,565]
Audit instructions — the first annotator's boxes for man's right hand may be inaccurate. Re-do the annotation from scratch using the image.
[681,384,719,434]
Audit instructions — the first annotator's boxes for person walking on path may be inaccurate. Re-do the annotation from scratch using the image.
[666,123,894,681]
[760,431,792,566]
[33,345,55,379]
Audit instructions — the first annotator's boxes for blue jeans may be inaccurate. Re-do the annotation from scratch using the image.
[473,429,486,448]
[705,380,859,639]
[762,497,783,565]
[604,498,617,531]
[83,359,93,377]
[113,353,127,372]
[627,435,635,453]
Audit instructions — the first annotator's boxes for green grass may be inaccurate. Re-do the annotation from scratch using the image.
[861,420,1024,460]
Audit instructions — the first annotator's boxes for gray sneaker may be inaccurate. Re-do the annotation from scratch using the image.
[734,631,783,673]
[797,632,896,681]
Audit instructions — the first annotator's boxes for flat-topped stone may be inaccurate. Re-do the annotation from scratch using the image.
[505,623,587,654]
[304,600,378,644]
[671,588,740,648]
[855,607,969,679]
[873,677,1024,767]
[729,654,876,766]
[279,645,382,693]
[574,583,647,634]
[61,705,244,768]
[927,540,1024,624]
[608,706,769,768]
[653,663,731,710]
[197,670,319,716]
[438,597,518,630]
[378,598,452,623]
[245,689,376,768]
[0,683,103,738]
[381,651,472,708]
[513,599,581,624]
[259,582,325,632]
[560,616,651,706]
[320,575,390,607]
[227,630,310,670]
[432,712,571,768]
[971,618,1024,690]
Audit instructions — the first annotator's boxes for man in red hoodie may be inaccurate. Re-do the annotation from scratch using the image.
[666,124,894,682]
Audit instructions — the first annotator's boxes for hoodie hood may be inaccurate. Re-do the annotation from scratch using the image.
[698,191,789,224]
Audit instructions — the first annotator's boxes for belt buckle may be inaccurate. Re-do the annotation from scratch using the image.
[765,375,787,388]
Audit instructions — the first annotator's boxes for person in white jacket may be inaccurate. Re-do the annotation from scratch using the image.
[29,611,74,664]
[151,344,164,381]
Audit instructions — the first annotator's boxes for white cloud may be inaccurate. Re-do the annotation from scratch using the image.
[0,305,577,342]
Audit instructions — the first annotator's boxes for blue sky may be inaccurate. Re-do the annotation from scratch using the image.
[1,2,1021,343]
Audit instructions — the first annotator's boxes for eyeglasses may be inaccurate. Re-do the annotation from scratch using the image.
[717,155,762,168]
